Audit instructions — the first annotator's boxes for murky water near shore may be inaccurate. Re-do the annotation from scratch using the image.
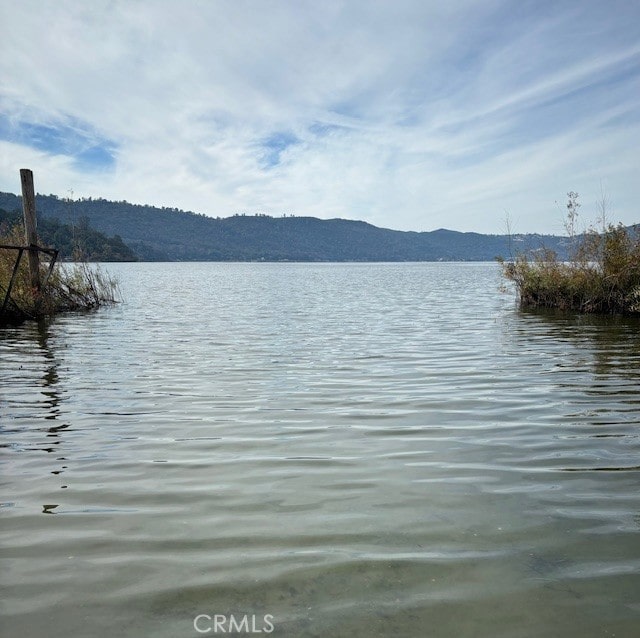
[1,262,639,637]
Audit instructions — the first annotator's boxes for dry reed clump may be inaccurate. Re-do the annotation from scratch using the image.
[499,197,640,315]
[1,224,119,325]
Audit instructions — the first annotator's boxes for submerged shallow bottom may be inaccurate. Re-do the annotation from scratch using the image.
[1,263,639,637]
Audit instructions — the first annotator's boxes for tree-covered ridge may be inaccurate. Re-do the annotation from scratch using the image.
[0,206,137,262]
[0,191,575,262]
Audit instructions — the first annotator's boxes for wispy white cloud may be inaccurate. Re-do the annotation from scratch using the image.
[1,0,638,233]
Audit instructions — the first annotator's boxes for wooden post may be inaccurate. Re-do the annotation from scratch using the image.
[20,168,40,292]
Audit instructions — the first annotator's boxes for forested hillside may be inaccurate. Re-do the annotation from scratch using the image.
[0,206,137,261]
[0,192,570,261]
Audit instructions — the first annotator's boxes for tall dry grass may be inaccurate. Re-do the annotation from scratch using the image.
[499,195,640,315]
[1,224,119,325]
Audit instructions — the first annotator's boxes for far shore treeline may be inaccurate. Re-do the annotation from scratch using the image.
[0,191,578,262]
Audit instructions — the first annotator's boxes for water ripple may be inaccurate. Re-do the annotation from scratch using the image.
[2,263,639,637]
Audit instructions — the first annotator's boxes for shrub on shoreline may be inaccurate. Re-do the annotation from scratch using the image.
[499,195,640,315]
[1,224,119,326]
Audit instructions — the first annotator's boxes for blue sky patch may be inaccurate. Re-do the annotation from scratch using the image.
[0,114,117,171]
[308,121,350,137]
[259,131,299,168]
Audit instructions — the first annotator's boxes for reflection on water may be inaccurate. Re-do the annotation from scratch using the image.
[516,306,640,376]
[1,262,639,638]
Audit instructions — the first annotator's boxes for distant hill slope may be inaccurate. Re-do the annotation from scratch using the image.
[0,205,137,262]
[0,191,572,262]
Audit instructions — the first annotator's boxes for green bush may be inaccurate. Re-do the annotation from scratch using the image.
[499,194,640,315]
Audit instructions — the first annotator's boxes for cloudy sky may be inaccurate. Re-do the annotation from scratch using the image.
[1,0,638,234]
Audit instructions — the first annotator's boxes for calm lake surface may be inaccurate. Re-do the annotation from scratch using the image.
[1,262,639,638]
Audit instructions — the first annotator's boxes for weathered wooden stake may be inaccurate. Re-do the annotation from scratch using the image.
[20,168,40,292]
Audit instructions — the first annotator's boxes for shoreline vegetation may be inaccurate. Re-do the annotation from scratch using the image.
[0,223,119,327]
[499,193,640,316]
[1,170,119,327]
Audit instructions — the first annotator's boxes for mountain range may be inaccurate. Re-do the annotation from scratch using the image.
[0,191,573,262]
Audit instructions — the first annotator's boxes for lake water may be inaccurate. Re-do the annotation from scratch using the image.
[1,262,639,638]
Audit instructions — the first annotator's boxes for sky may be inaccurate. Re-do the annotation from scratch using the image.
[1,0,639,234]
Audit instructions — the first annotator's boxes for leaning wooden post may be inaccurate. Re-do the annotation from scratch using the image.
[20,168,40,292]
